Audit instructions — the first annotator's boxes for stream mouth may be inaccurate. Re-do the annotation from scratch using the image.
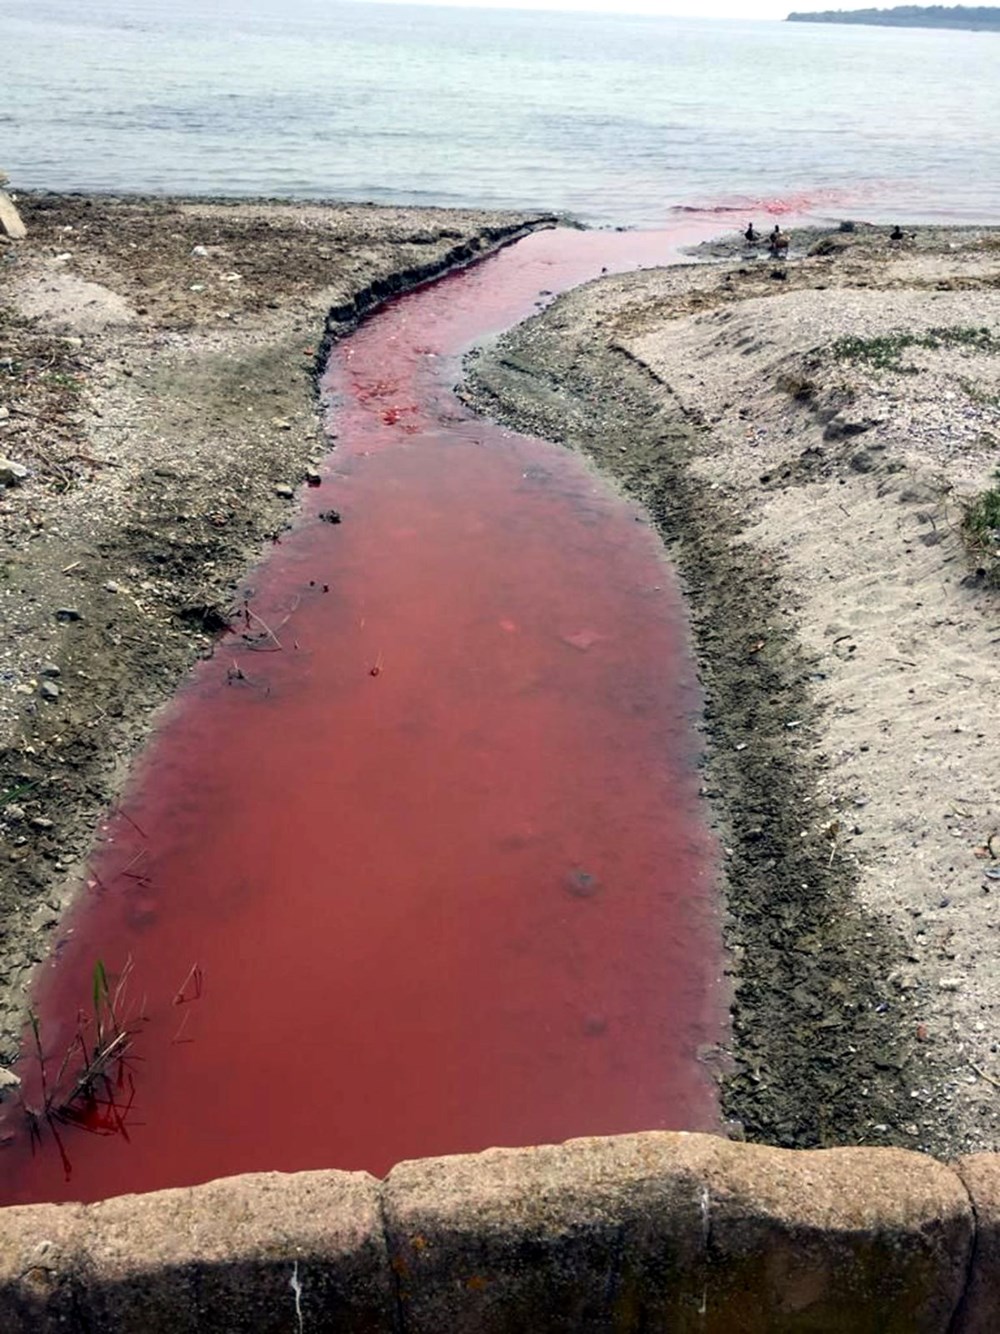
[0,225,727,1204]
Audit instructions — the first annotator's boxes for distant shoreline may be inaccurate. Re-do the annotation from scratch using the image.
[788,5,1000,31]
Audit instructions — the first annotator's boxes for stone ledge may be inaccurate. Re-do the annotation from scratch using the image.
[0,1131,991,1331]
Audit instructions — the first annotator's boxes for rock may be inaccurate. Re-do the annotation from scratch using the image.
[0,190,27,241]
[40,663,61,679]
[0,458,29,487]
[319,509,342,524]
[54,608,82,622]
[305,470,322,487]
[179,601,230,632]
[190,244,209,257]
[0,1066,20,1101]
[274,484,294,499]
[39,681,60,702]
[823,417,874,443]
[808,236,848,257]
[565,869,600,899]
[3,805,25,822]
[29,816,54,830]
[849,450,877,472]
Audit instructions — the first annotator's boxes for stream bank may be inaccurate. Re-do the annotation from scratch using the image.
[462,222,1000,1157]
[0,195,554,1066]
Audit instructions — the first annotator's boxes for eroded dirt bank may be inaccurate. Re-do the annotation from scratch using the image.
[462,225,1000,1156]
[0,194,552,1064]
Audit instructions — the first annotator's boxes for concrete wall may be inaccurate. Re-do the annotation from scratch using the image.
[0,1131,997,1332]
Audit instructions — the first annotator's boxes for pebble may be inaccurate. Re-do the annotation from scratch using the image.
[39,681,60,701]
[40,663,60,679]
[54,608,82,622]
[274,484,294,499]
[938,978,963,992]
[0,458,29,487]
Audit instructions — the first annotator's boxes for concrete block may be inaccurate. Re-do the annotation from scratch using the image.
[0,191,26,240]
[382,1131,973,1333]
[82,1169,395,1333]
[0,1201,87,1332]
[692,1136,972,1333]
[383,1131,709,1332]
[954,1153,1000,1333]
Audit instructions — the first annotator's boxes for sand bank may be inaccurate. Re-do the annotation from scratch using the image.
[463,221,1000,1156]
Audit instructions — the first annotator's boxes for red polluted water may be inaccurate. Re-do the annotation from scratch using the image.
[0,226,728,1205]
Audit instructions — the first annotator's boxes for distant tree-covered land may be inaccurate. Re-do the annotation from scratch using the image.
[787,5,1000,28]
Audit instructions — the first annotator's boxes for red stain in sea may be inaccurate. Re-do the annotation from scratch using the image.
[0,226,728,1205]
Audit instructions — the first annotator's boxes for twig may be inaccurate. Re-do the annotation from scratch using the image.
[113,805,148,840]
[173,962,203,1006]
[29,443,73,486]
[243,605,283,650]
[970,1061,1000,1090]
[65,453,114,469]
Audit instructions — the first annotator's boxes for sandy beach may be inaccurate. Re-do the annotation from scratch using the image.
[2,196,1000,1157]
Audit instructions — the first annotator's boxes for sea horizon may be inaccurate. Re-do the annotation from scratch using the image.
[4,0,1000,228]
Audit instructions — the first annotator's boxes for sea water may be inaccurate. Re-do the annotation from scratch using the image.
[3,0,1000,226]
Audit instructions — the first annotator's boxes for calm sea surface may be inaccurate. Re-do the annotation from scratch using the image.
[3,0,1000,227]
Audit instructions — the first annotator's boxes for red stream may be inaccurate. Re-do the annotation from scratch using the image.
[0,225,728,1204]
